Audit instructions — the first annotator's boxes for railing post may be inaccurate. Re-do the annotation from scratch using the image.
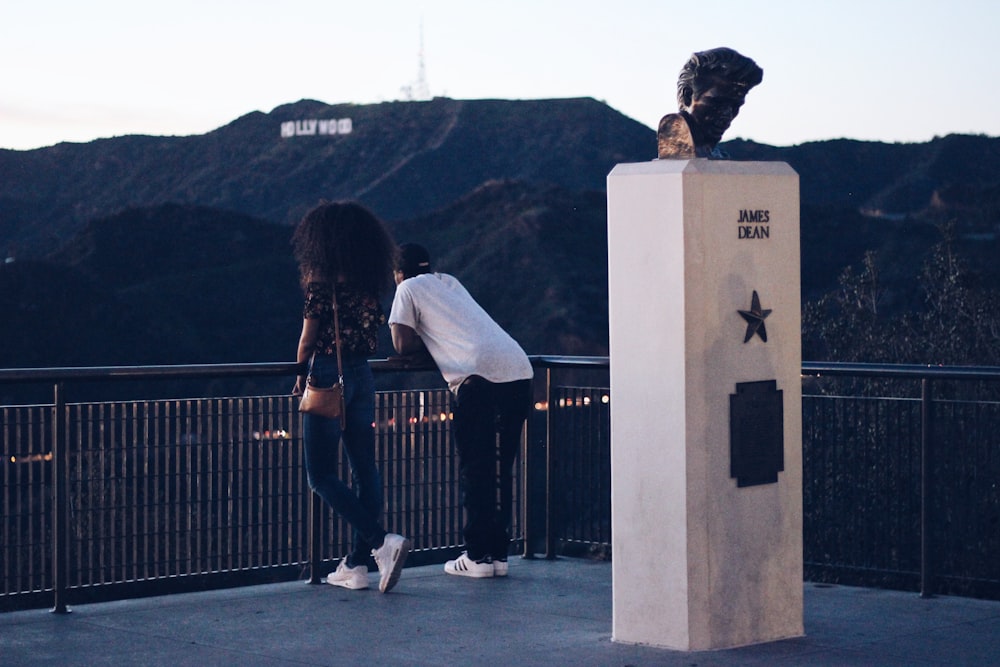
[544,366,556,559]
[520,389,535,560]
[51,381,70,614]
[920,378,934,598]
[308,491,322,584]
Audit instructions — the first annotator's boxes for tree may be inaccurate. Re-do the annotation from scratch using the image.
[803,223,1000,367]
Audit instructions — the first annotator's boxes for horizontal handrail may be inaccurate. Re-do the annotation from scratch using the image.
[8,358,1000,386]
[802,361,1000,381]
[0,355,612,386]
[0,362,300,384]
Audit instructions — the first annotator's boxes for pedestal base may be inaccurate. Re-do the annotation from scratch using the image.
[607,159,803,650]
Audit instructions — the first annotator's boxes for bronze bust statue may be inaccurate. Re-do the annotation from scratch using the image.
[657,47,763,159]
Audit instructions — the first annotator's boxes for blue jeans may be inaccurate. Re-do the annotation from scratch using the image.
[452,376,532,561]
[302,354,386,567]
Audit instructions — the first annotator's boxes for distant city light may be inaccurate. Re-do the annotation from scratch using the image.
[8,452,53,463]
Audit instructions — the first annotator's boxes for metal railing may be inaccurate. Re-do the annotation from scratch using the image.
[800,362,1000,600]
[3,357,999,613]
[0,357,604,613]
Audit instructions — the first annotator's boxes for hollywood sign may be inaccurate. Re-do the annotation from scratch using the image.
[281,118,353,138]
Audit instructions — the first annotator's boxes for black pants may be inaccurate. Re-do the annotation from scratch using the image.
[452,376,532,561]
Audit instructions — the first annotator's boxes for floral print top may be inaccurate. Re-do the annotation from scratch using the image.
[303,282,384,358]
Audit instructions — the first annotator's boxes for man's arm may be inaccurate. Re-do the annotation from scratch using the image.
[391,322,424,355]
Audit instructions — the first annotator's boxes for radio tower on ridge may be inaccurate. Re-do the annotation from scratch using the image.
[401,20,431,101]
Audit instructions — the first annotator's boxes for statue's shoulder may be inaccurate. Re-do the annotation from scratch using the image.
[657,114,696,159]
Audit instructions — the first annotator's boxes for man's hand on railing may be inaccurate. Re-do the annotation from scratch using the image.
[376,350,439,371]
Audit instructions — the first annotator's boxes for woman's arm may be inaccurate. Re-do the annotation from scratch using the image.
[293,317,320,395]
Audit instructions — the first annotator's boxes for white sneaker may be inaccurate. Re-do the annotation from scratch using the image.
[326,558,368,590]
[372,533,411,593]
[493,558,508,577]
[444,552,495,578]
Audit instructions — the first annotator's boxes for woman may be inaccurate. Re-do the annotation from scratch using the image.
[291,200,409,593]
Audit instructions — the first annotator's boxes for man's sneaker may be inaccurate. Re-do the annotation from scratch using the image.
[444,552,495,578]
[493,557,508,577]
[372,533,411,593]
[326,558,368,590]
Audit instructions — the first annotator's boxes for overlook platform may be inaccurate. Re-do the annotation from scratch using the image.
[3,557,998,666]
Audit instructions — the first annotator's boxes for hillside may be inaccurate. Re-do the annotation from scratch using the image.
[0,97,651,259]
[0,181,610,373]
[1,97,999,373]
[0,205,301,369]
[392,180,610,355]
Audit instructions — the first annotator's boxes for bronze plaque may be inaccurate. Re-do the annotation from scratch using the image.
[729,380,784,487]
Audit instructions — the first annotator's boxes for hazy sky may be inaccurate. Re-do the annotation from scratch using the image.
[2,0,998,151]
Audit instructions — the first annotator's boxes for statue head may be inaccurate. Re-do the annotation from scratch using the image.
[675,47,763,150]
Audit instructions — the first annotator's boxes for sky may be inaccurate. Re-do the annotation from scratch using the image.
[2,0,999,151]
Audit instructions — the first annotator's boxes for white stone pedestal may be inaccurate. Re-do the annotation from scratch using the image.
[606,159,803,651]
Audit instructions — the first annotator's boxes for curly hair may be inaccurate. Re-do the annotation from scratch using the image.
[291,200,397,296]
[676,47,763,109]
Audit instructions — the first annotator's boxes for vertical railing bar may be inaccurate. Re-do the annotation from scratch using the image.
[243,396,253,571]
[254,397,263,569]
[283,396,293,565]
[94,402,103,586]
[170,399,180,576]
[521,378,536,559]
[256,397,266,569]
[517,391,528,553]
[230,397,240,572]
[37,404,43,594]
[231,397,241,571]
[920,377,935,598]
[213,398,223,573]
[157,400,166,578]
[111,402,121,583]
[442,390,450,549]
[129,399,138,582]
[307,468,322,583]
[544,367,556,559]
[1,407,7,592]
[154,399,163,579]
[145,401,154,582]
[225,400,234,572]
[166,399,175,576]
[431,390,443,548]
[239,397,249,570]
[51,381,70,614]
[305,397,320,583]
[196,398,205,575]
[183,399,192,576]
[259,397,267,569]
[106,402,115,585]
[414,392,423,549]
[81,403,92,587]
[422,392,434,546]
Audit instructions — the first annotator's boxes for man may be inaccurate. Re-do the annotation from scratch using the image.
[389,243,533,578]
[657,47,763,159]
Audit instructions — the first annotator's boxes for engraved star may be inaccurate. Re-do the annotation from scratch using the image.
[738,290,772,343]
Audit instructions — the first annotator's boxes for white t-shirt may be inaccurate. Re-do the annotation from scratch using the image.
[389,273,534,393]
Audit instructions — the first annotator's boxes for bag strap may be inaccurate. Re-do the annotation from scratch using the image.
[304,284,345,386]
[332,285,344,385]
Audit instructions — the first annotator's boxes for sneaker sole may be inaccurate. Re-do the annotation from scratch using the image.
[327,577,369,590]
[379,539,411,593]
[444,560,495,578]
